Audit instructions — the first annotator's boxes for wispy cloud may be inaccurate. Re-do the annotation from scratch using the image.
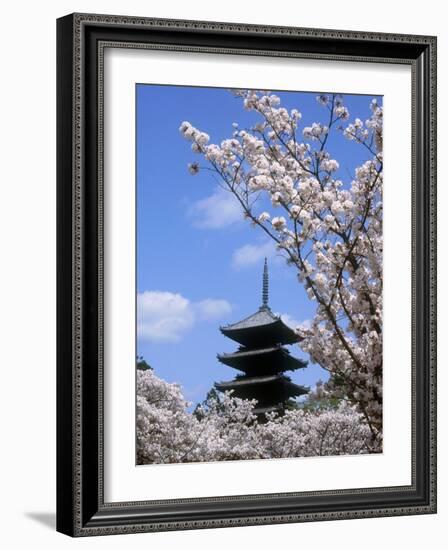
[189,187,242,229]
[231,240,276,270]
[137,291,232,343]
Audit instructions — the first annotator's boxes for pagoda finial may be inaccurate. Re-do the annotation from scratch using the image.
[262,257,269,309]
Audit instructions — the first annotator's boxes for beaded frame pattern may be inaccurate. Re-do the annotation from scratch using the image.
[67,13,436,536]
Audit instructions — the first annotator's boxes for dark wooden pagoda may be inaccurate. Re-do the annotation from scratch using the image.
[215,259,308,418]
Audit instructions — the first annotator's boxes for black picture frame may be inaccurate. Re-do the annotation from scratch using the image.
[56,13,437,537]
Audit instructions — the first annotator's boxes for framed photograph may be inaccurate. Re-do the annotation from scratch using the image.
[57,13,437,536]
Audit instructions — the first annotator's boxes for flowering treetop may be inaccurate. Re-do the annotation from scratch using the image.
[180,91,383,439]
[137,369,375,464]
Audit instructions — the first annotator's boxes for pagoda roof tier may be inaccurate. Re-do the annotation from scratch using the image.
[215,374,308,400]
[220,306,300,347]
[217,345,307,374]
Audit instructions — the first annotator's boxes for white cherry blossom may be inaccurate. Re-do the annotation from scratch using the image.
[180,91,384,441]
[137,370,376,464]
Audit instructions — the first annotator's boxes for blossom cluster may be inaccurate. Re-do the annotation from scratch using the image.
[180,91,384,439]
[137,370,376,465]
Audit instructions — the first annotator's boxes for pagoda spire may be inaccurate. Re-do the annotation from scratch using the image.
[261,258,269,309]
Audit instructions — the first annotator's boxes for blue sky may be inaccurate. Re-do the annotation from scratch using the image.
[136,84,381,406]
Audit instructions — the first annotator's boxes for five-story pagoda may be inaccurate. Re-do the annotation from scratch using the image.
[215,259,308,418]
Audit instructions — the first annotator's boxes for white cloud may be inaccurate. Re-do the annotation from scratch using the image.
[195,298,232,320]
[278,313,311,331]
[279,313,302,330]
[231,240,276,270]
[137,291,194,343]
[137,291,232,343]
[189,187,242,229]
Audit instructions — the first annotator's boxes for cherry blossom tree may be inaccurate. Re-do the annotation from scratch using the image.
[136,365,200,464]
[137,369,375,465]
[180,91,383,440]
[137,368,261,464]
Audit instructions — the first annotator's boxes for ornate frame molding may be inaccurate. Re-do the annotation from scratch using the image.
[57,13,437,537]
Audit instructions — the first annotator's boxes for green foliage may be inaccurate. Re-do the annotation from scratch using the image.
[300,395,342,412]
[193,387,224,420]
[136,356,152,371]
[297,379,343,412]
[284,398,302,411]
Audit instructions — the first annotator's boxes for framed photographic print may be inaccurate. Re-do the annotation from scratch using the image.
[56,13,437,536]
